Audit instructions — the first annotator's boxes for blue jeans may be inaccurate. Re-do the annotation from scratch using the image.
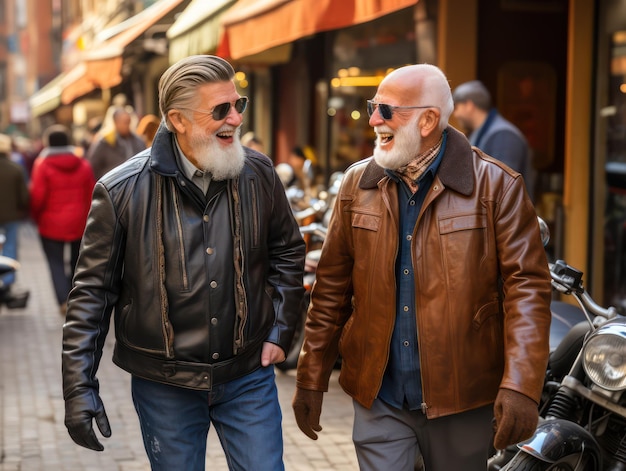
[131,366,284,471]
[0,222,19,287]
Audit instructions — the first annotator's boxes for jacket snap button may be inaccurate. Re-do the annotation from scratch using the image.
[212,353,220,360]
[210,281,218,288]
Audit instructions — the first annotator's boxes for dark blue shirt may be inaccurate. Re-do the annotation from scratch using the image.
[378,132,447,411]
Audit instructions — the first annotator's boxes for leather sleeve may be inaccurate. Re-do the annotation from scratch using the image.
[494,175,552,403]
[61,182,125,400]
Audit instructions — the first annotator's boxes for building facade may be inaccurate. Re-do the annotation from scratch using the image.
[15,0,626,311]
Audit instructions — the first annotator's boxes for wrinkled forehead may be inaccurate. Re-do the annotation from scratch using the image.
[374,72,421,105]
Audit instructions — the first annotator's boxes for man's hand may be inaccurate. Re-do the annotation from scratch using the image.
[292,387,324,440]
[493,388,538,449]
[261,341,286,367]
[64,390,111,451]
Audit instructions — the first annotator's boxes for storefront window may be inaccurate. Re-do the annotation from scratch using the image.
[326,9,417,173]
[603,26,626,311]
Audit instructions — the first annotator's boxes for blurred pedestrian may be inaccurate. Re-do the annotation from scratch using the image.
[292,64,551,470]
[62,55,305,470]
[30,125,95,315]
[241,131,265,153]
[0,133,29,300]
[79,117,103,157]
[87,108,145,180]
[452,80,534,198]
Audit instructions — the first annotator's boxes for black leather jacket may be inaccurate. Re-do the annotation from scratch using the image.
[62,127,305,398]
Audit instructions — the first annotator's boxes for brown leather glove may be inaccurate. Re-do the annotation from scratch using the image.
[292,387,324,440]
[493,388,539,450]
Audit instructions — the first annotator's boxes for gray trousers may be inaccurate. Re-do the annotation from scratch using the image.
[353,398,493,471]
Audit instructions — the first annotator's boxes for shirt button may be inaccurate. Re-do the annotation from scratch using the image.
[403,305,409,312]
[212,353,220,360]
[210,281,218,288]
[203,215,209,222]
[403,268,410,275]
[206,247,214,255]
[406,235,412,241]
[410,200,416,206]
[403,340,410,347]
[211,317,218,325]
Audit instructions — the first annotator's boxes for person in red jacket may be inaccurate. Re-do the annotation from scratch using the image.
[30,125,95,314]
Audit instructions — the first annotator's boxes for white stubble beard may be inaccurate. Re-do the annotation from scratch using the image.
[373,114,422,170]
[189,126,245,181]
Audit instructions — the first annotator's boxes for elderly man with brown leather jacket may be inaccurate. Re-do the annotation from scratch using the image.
[62,55,305,471]
[292,64,551,471]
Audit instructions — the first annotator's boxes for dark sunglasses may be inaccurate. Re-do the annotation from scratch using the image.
[185,96,249,121]
[366,100,434,120]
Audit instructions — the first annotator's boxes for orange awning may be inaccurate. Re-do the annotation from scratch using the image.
[219,0,418,60]
[60,63,93,105]
[60,57,125,105]
[61,0,184,104]
[86,0,184,61]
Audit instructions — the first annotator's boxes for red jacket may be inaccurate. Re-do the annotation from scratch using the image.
[30,146,95,241]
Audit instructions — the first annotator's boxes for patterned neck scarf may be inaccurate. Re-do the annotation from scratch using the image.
[394,134,444,193]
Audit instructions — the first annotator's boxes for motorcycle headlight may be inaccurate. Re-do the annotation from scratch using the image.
[582,322,626,391]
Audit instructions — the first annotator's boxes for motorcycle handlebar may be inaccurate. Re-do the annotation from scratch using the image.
[299,222,327,240]
[550,260,619,323]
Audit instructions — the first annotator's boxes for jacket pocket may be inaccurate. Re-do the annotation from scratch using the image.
[438,213,486,235]
[248,178,260,248]
[472,298,501,330]
[352,212,381,232]
[438,213,488,279]
[471,298,504,367]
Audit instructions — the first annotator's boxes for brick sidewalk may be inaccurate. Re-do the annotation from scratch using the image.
[0,222,358,470]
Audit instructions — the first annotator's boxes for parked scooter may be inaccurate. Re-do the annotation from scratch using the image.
[0,232,29,310]
[491,247,626,469]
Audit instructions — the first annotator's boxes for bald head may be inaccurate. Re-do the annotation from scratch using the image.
[377,64,454,128]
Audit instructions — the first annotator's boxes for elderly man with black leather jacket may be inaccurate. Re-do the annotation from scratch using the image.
[62,55,305,471]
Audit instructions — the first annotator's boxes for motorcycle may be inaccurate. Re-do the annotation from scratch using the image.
[276,171,343,372]
[276,221,327,372]
[491,243,626,469]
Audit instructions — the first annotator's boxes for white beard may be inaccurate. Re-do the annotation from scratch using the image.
[373,114,422,170]
[189,126,245,181]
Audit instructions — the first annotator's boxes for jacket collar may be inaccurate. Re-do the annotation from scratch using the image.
[149,124,179,176]
[359,126,474,196]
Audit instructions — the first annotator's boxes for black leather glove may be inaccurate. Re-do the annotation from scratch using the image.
[292,387,324,440]
[493,388,538,450]
[64,390,111,451]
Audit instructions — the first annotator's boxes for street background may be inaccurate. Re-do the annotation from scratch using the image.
[0,222,358,471]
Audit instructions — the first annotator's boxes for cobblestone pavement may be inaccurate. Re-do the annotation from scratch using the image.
[0,223,358,471]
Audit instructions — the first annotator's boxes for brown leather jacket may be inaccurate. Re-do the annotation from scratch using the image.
[296,126,551,419]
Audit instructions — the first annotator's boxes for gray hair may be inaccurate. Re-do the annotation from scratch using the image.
[158,55,235,131]
[418,64,455,131]
[451,80,492,111]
